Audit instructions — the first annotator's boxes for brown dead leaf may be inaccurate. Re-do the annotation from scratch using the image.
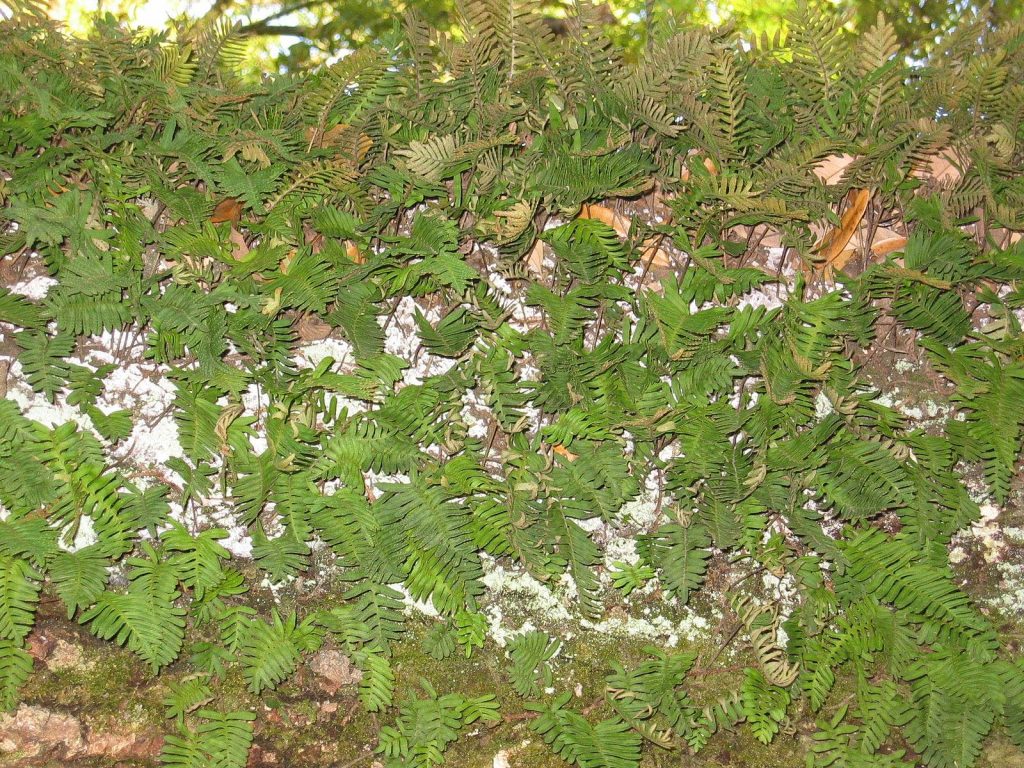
[306,123,373,162]
[527,238,547,274]
[811,150,961,187]
[552,444,577,462]
[844,226,907,259]
[354,133,373,163]
[679,152,718,183]
[579,203,673,272]
[228,226,249,261]
[580,203,624,233]
[211,197,242,225]
[345,241,365,264]
[830,226,908,275]
[913,151,961,184]
[295,313,333,341]
[215,402,245,455]
[306,123,350,148]
[814,188,872,271]
[526,201,679,279]
[813,154,856,186]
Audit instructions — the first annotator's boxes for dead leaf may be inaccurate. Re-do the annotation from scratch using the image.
[345,241,365,264]
[580,203,624,232]
[814,188,872,270]
[353,133,373,162]
[840,226,907,263]
[552,444,577,462]
[813,154,856,186]
[526,238,546,274]
[240,143,271,168]
[228,227,249,261]
[211,197,242,225]
[679,152,718,183]
[867,229,908,257]
[921,152,961,183]
[830,227,908,276]
[813,150,961,187]
[295,313,332,341]
[306,123,349,149]
[261,287,283,316]
[579,203,673,271]
[306,123,373,161]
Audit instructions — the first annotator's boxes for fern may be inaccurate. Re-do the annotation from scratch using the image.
[608,561,654,597]
[421,623,457,661]
[741,668,790,744]
[163,676,215,725]
[732,595,800,688]
[1,11,1023,767]
[377,682,499,768]
[605,647,696,738]
[0,515,57,567]
[0,555,41,644]
[840,529,998,656]
[160,709,255,768]
[81,546,186,671]
[638,522,711,605]
[49,546,109,618]
[355,647,396,712]
[163,522,230,599]
[926,343,1024,503]
[508,631,560,697]
[0,640,32,711]
[240,610,319,694]
[16,330,73,402]
[529,692,643,768]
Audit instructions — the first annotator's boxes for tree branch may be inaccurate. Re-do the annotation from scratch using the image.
[196,0,237,28]
[237,0,327,37]
[238,23,317,38]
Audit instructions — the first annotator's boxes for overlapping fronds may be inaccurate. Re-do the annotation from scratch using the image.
[0,7,1022,768]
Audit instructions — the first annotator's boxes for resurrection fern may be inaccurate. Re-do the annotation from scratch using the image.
[840,529,998,657]
[529,692,643,768]
[741,668,791,745]
[925,342,1024,503]
[376,682,499,768]
[0,640,33,711]
[0,555,40,644]
[508,631,561,697]
[240,610,320,694]
[731,595,800,687]
[80,547,187,671]
[163,676,215,725]
[637,522,712,605]
[0,7,1022,768]
[48,547,109,618]
[159,709,256,768]
[356,647,397,713]
[604,647,696,743]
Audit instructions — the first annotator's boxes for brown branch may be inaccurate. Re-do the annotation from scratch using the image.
[199,0,235,24]
[238,23,316,39]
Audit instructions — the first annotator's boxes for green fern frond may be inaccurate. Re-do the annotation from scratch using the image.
[0,556,40,644]
[240,609,318,694]
[159,708,255,768]
[508,630,560,697]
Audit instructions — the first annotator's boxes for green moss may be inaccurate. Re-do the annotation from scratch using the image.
[20,641,164,730]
